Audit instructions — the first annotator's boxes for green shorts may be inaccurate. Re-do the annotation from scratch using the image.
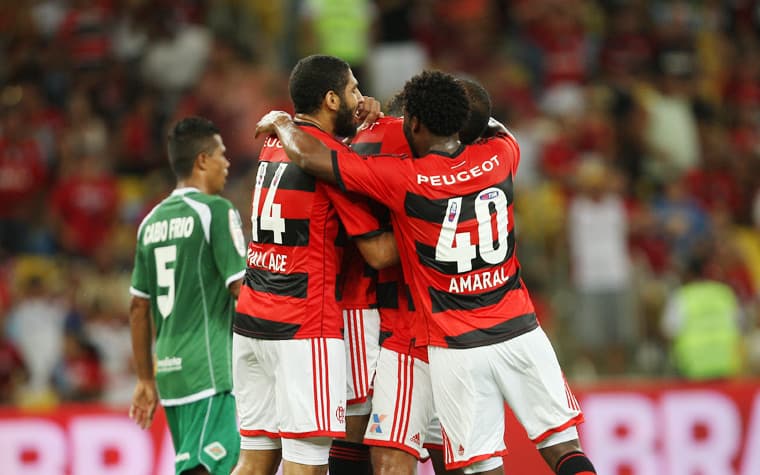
[164,391,240,475]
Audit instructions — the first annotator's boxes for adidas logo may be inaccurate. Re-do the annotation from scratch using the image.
[409,433,421,446]
[458,444,465,456]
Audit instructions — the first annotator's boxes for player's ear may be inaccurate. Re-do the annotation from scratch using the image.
[325,90,340,112]
[410,116,422,133]
[195,152,209,171]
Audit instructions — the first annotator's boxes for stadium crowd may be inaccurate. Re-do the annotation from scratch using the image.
[1,0,760,408]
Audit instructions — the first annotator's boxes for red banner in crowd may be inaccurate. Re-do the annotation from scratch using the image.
[1,379,759,474]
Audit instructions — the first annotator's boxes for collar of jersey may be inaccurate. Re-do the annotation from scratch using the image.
[171,187,201,196]
[427,143,465,158]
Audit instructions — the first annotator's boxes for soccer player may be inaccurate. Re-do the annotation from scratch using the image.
[129,116,246,475]
[349,79,491,475]
[254,70,597,475]
[232,55,397,475]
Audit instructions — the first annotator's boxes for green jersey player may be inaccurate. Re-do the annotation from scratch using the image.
[129,117,247,475]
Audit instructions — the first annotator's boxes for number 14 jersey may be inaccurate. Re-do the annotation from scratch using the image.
[235,123,384,340]
[334,132,538,349]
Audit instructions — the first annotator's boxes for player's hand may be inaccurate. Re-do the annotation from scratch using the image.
[356,96,384,131]
[255,110,292,138]
[129,379,158,430]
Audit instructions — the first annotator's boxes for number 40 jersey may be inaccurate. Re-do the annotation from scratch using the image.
[130,188,247,405]
[333,131,538,349]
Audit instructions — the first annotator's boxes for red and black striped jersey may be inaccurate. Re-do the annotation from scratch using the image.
[336,117,409,310]
[349,117,428,358]
[333,132,538,349]
[234,123,384,340]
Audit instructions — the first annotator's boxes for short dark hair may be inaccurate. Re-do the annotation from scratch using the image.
[166,117,220,179]
[402,70,468,137]
[289,55,351,114]
[458,78,492,144]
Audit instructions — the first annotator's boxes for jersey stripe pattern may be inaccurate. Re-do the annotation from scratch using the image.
[235,123,382,340]
[334,131,538,349]
[350,117,427,359]
[338,116,408,310]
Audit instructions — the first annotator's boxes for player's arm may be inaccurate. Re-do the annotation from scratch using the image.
[228,279,242,299]
[354,231,399,270]
[128,295,158,429]
[255,111,337,183]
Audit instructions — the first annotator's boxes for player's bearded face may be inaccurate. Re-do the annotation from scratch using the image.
[334,94,358,138]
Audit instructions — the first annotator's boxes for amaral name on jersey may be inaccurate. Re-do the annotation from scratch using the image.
[157,356,183,373]
[143,217,195,245]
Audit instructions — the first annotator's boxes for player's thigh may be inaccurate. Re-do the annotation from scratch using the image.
[364,348,434,459]
[428,345,507,468]
[166,393,240,475]
[233,334,278,436]
[276,338,346,437]
[344,308,381,405]
[492,327,583,443]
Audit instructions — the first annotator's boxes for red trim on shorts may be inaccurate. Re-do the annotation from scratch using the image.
[321,338,331,431]
[391,353,413,445]
[279,429,345,439]
[311,339,322,432]
[358,310,368,397]
[347,395,368,405]
[444,449,509,470]
[240,429,279,438]
[347,310,360,399]
[363,438,425,460]
[532,413,585,445]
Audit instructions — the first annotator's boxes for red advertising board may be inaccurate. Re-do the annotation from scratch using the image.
[1,379,759,474]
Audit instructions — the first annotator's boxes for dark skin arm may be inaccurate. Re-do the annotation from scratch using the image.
[255,111,336,183]
[255,111,399,268]
[355,232,399,269]
[128,295,157,429]
[228,278,242,299]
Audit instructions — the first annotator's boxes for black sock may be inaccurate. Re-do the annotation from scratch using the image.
[555,450,596,475]
[328,439,371,475]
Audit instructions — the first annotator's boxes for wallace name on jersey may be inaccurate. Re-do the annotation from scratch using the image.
[247,245,289,273]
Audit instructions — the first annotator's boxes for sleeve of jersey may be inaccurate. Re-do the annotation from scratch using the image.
[129,238,150,299]
[494,131,521,173]
[209,199,247,288]
[331,149,404,209]
[323,185,386,238]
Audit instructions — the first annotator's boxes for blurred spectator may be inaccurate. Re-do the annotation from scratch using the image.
[566,157,635,376]
[49,152,119,258]
[367,0,428,103]
[661,254,743,380]
[0,312,28,405]
[652,176,711,269]
[139,4,211,105]
[640,20,701,183]
[0,93,48,256]
[298,0,372,84]
[5,271,67,401]
[51,330,105,402]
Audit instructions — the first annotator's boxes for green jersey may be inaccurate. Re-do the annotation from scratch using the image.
[130,187,247,406]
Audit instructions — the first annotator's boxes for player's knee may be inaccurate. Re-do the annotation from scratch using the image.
[370,446,417,475]
[282,437,332,465]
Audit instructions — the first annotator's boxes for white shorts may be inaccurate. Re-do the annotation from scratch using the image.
[429,327,583,470]
[344,308,380,411]
[364,348,442,459]
[233,334,346,439]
